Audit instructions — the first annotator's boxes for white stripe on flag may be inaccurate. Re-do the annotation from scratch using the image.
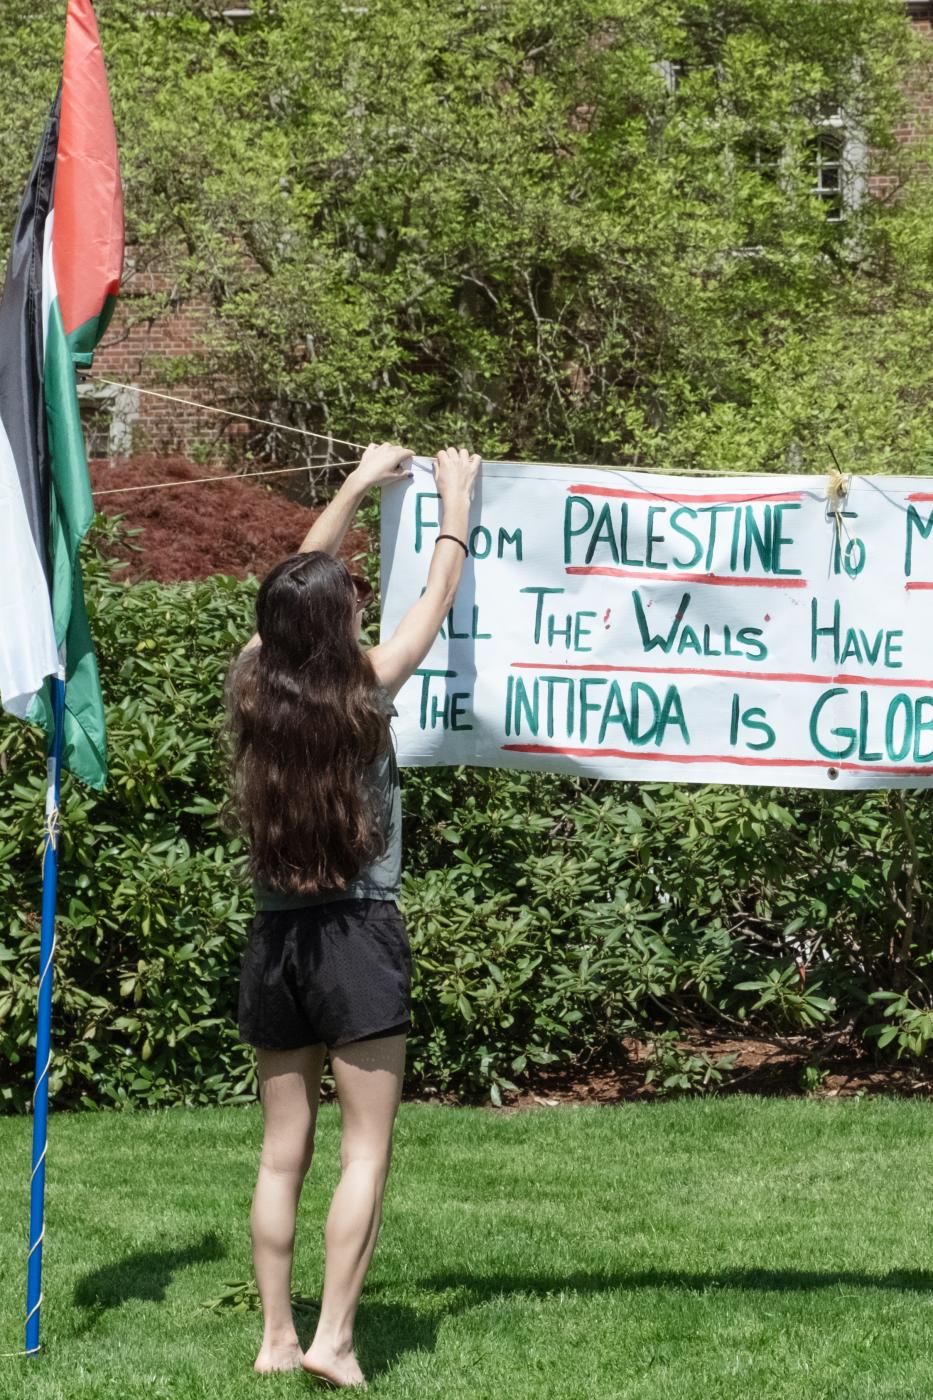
[42,208,56,351]
[0,411,59,718]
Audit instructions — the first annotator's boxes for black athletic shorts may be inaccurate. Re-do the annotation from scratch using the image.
[237,897,412,1051]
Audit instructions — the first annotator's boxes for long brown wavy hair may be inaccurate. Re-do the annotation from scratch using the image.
[223,551,391,896]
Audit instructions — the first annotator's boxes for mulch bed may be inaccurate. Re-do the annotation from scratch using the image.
[89,455,371,583]
[487,1030,930,1103]
[397,1032,933,1111]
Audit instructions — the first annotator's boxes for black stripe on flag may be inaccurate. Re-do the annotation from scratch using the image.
[0,87,61,581]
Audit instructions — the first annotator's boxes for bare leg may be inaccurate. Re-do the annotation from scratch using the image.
[251,1041,326,1374]
[301,1031,406,1389]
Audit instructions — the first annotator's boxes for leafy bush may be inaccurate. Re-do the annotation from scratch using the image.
[643,1031,738,1098]
[2,519,933,1112]
[866,987,933,1058]
[0,520,257,1113]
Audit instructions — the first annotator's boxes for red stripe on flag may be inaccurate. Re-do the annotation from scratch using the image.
[53,0,123,338]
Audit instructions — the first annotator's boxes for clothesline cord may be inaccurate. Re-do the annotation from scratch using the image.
[87,376,370,453]
[84,374,850,494]
[93,458,360,497]
[88,374,676,474]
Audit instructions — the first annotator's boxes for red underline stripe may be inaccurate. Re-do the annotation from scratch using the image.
[564,566,807,588]
[509,662,933,689]
[905,581,933,590]
[501,743,933,775]
[566,484,804,504]
[907,493,933,502]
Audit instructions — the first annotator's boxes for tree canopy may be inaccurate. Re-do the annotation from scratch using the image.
[1,0,932,473]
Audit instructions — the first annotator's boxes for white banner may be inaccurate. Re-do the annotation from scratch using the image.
[379,459,933,789]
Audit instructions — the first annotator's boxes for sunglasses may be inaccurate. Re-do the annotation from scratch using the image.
[348,572,375,611]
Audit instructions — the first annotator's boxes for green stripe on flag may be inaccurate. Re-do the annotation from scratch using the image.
[27,299,107,789]
[68,292,119,363]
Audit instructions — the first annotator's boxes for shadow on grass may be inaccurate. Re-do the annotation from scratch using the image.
[418,1266,933,1299]
[350,1266,933,1380]
[72,1230,226,1325]
[355,1266,933,1376]
[72,1256,933,1382]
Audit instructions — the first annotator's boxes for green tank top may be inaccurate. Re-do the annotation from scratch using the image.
[252,679,402,911]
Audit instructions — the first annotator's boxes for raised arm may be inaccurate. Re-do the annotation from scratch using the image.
[368,446,482,699]
[298,442,413,556]
[240,441,413,654]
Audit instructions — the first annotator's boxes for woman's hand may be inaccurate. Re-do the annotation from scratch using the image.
[434,446,482,502]
[352,441,414,491]
[297,441,412,557]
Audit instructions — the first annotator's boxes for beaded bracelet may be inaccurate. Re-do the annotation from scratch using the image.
[435,533,469,557]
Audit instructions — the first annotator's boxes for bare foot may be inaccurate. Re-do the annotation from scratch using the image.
[301,1342,367,1389]
[253,1337,303,1374]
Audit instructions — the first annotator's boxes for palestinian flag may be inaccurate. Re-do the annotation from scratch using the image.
[0,0,123,789]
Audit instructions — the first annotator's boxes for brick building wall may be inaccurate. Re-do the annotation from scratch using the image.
[868,0,933,199]
[82,254,234,461]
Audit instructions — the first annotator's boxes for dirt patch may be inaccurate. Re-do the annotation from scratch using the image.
[498,1033,933,1109]
[89,456,371,583]
[397,1032,933,1111]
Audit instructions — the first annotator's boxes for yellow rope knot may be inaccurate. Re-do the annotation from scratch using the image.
[43,806,60,853]
[825,469,850,549]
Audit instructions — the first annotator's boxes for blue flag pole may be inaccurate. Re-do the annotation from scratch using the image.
[25,675,65,1358]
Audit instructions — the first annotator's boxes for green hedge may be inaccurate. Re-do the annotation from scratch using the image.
[1,519,932,1113]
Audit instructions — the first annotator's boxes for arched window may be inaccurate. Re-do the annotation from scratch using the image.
[811,128,845,223]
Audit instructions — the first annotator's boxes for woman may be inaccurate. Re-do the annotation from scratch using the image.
[225,441,482,1387]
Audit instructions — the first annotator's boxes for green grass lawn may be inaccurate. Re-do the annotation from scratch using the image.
[1,1098,932,1398]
